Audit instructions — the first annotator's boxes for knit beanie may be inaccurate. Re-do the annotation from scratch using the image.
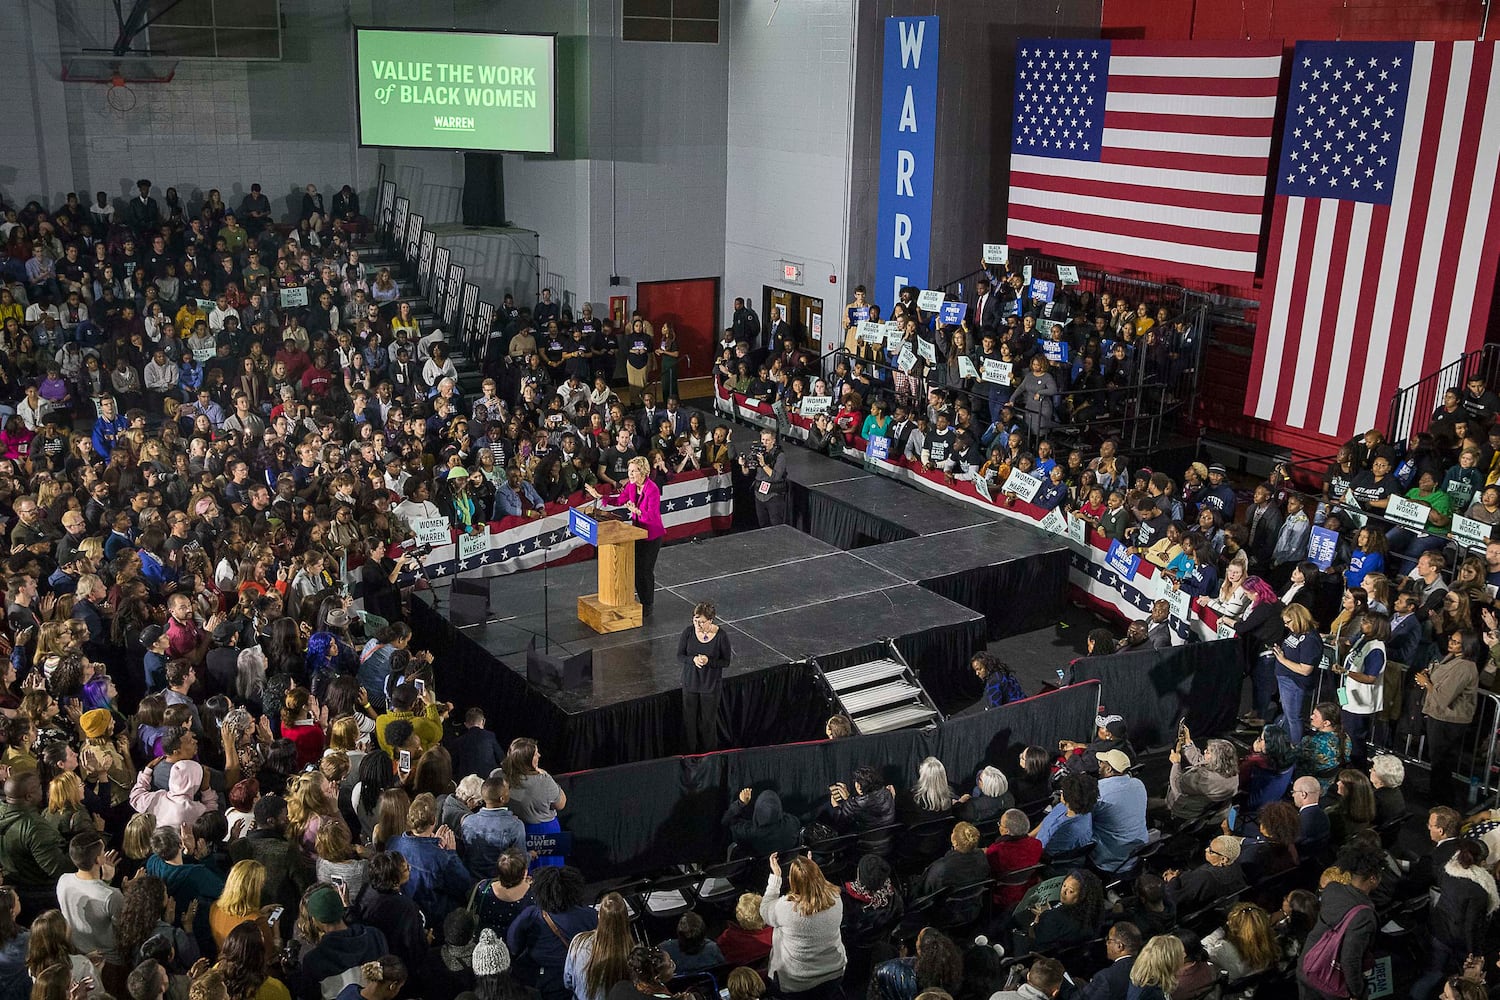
[80,709,113,739]
[472,929,510,976]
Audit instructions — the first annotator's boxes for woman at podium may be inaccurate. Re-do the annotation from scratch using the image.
[586,455,664,615]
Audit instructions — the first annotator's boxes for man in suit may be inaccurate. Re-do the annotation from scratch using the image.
[446,708,505,779]
[1080,921,1141,1000]
[124,178,161,234]
[636,391,660,440]
[1293,777,1331,856]
[1145,600,1175,650]
[1387,592,1423,667]
[1416,806,1463,888]
[662,397,689,437]
[764,310,791,353]
[973,276,1003,332]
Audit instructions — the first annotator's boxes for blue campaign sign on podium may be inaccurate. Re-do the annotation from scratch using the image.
[568,507,598,546]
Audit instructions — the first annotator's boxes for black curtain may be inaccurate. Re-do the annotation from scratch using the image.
[418,602,832,771]
[559,755,726,875]
[935,681,1100,777]
[919,551,1070,640]
[721,661,829,751]
[1069,638,1246,750]
[552,682,1103,876]
[795,485,915,550]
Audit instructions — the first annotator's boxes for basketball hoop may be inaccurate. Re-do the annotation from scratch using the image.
[61,53,175,115]
[106,74,137,113]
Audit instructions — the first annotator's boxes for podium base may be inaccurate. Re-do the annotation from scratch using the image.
[578,593,643,634]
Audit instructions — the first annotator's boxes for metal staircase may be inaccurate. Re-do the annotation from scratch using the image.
[360,247,485,399]
[817,641,942,735]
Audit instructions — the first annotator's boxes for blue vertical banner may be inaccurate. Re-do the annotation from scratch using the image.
[874,16,940,313]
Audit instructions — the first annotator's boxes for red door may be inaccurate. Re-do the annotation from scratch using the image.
[636,277,719,378]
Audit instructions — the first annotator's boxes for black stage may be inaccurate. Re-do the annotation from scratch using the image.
[419,436,1072,771]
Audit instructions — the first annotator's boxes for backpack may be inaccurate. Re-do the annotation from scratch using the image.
[1299,903,1372,996]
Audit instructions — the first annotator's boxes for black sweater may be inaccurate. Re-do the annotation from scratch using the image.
[678,625,732,693]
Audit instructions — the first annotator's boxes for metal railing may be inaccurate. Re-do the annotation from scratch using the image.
[1386,343,1500,443]
[1382,689,1500,811]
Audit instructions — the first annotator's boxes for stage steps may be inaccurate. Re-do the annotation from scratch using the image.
[817,644,943,735]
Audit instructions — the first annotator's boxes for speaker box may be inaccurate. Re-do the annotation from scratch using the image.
[526,639,594,691]
[462,152,506,227]
[449,577,491,627]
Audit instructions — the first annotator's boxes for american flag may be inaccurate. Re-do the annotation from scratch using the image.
[1006,39,1283,287]
[1246,41,1500,440]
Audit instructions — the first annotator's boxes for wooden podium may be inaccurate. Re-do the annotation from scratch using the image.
[578,519,649,634]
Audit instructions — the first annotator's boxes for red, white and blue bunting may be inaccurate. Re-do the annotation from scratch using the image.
[391,469,733,584]
[714,382,1227,642]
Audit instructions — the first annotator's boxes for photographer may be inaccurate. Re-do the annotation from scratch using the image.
[359,537,413,626]
[740,428,787,527]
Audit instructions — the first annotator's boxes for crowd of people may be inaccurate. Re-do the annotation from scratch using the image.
[0,171,1495,1000]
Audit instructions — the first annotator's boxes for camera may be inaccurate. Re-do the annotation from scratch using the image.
[408,544,433,558]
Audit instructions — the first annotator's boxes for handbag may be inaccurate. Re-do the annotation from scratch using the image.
[1299,903,1372,996]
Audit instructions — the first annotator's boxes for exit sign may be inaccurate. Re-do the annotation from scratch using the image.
[781,263,803,284]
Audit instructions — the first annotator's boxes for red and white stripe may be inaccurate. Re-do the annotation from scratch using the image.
[1007,41,1282,287]
[1247,41,1500,441]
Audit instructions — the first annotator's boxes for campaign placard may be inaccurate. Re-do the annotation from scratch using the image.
[982,359,1013,384]
[1004,470,1042,503]
[1385,494,1431,531]
[413,517,450,547]
[457,526,488,562]
[799,395,833,417]
[1038,508,1068,534]
[1105,540,1140,580]
[1307,526,1340,570]
[1452,512,1494,548]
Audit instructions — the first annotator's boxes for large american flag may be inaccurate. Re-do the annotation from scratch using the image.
[1006,39,1283,287]
[1246,40,1500,440]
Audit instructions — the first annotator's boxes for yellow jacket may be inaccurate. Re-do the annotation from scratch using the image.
[374,704,444,754]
